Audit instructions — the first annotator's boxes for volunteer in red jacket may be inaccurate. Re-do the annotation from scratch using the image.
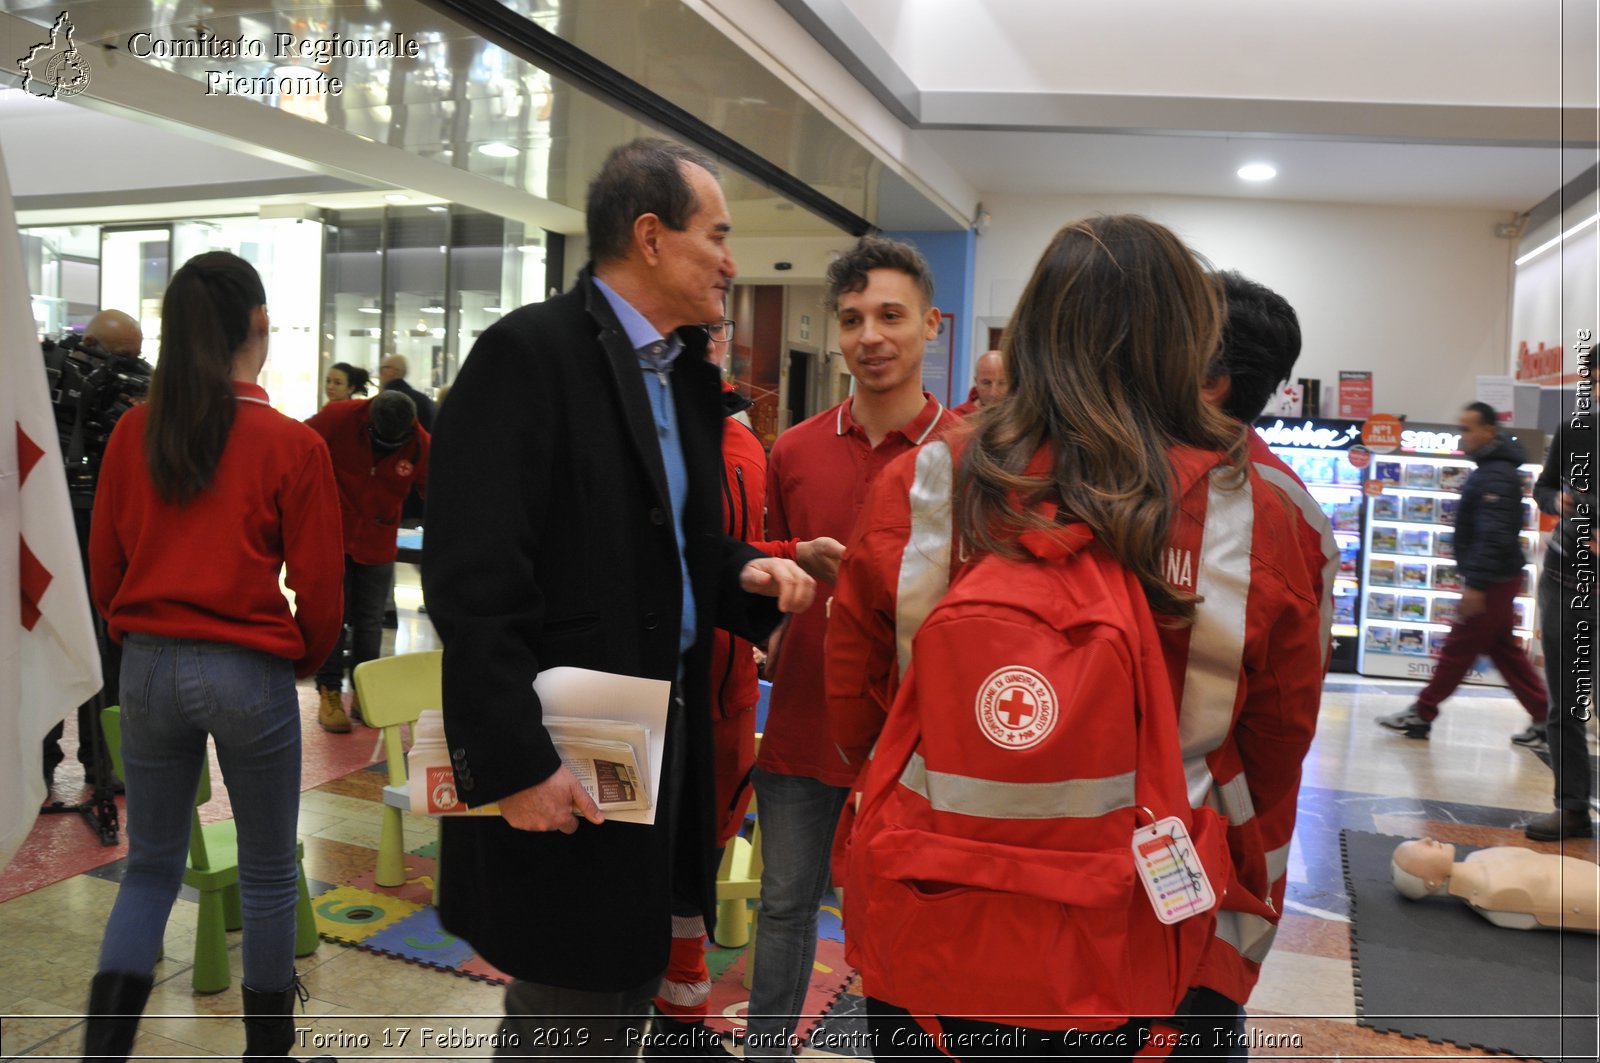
[745,237,955,1061]
[306,389,429,732]
[85,251,343,1062]
[1162,270,1334,1059]
[832,215,1253,1055]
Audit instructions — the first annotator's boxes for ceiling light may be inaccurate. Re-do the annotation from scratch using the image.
[384,193,411,203]
[477,142,519,158]
[421,305,445,314]
[482,306,505,313]
[1237,163,1277,182]
[427,205,448,213]
[1515,213,1600,267]
[357,306,381,314]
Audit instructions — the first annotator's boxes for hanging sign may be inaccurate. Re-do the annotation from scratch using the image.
[1337,371,1373,419]
[1361,413,1403,454]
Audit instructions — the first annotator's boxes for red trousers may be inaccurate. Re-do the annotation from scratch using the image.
[1417,576,1547,719]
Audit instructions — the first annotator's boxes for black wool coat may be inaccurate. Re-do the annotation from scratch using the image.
[421,268,780,990]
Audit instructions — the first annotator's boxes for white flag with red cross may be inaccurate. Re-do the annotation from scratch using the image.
[0,141,102,872]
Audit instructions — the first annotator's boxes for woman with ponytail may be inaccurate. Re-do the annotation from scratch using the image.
[86,251,344,1062]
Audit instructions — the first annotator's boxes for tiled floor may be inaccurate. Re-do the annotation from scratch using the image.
[1,566,1594,1060]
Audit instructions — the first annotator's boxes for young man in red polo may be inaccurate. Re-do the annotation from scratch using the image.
[743,237,958,1061]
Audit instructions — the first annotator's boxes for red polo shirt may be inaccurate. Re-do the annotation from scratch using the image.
[760,393,957,785]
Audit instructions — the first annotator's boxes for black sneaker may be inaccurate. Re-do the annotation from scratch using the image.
[1511,725,1548,751]
[1375,706,1431,739]
[1523,809,1594,841]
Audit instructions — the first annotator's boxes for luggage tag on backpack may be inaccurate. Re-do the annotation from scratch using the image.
[1132,813,1217,925]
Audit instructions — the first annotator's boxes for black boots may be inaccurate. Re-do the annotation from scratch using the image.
[241,981,335,1062]
[1524,808,1595,841]
[82,970,154,1063]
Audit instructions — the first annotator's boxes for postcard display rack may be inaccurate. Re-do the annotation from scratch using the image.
[1252,417,1366,672]
[1357,423,1543,685]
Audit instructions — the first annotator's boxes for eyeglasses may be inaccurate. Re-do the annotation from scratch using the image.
[705,319,735,342]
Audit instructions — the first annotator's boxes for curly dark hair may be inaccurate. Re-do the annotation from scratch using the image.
[825,236,935,313]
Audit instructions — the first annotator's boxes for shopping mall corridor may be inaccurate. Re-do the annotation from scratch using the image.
[0,565,1592,1061]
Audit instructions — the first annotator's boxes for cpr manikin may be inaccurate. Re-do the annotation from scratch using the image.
[1391,838,1599,932]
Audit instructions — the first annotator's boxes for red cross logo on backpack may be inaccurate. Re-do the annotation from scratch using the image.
[974,665,1058,749]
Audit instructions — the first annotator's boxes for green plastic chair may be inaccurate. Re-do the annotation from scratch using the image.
[352,650,443,889]
[100,706,319,993]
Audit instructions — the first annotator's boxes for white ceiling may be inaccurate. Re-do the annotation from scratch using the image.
[777,0,1599,214]
[918,129,1593,211]
[0,85,312,194]
[2,0,1595,233]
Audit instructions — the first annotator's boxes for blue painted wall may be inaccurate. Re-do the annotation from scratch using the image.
[884,228,977,408]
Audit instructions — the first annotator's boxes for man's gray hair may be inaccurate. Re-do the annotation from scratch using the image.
[585,138,721,265]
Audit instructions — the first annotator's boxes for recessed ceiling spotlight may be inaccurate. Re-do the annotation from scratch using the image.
[1237,163,1277,182]
[384,193,411,203]
[427,205,448,213]
[477,142,520,158]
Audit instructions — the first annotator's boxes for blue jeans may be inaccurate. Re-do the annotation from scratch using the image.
[745,767,849,1060]
[97,634,304,992]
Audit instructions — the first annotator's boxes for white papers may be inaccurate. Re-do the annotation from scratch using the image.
[533,667,672,825]
[545,717,650,812]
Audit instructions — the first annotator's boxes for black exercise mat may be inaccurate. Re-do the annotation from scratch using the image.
[1343,829,1598,1061]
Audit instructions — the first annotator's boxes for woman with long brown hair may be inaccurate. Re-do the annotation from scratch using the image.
[826,215,1249,1058]
[85,251,343,1062]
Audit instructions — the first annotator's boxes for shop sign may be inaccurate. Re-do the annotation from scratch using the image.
[1361,414,1403,453]
[1514,340,1565,385]
[1347,444,1372,469]
[1337,371,1373,419]
[1363,480,1385,497]
[1253,418,1361,451]
[1400,428,1462,455]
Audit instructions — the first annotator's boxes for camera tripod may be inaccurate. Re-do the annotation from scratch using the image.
[38,504,119,846]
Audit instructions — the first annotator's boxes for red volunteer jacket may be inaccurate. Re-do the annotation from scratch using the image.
[843,460,1226,1029]
[90,382,344,678]
[711,387,794,845]
[827,437,1325,1005]
[305,398,430,565]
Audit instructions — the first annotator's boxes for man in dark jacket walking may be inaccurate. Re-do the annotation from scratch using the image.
[1378,402,1548,739]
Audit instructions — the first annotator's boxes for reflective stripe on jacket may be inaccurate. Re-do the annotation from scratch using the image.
[843,472,1226,1028]
[828,436,1325,1005]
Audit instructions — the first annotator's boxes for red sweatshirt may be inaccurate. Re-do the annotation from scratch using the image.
[90,382,345,678]
[304,398,429,565]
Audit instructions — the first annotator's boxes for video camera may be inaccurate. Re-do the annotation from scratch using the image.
[42,333,153,500]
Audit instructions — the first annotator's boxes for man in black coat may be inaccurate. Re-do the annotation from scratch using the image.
[421,138,815,1052]
[1377,402,1548,739]
[1527,415,1598,840]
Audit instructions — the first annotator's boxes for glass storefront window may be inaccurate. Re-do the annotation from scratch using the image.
[451,209,533,383]
[386,206,451,394]
[20,224,102,339]
[100,226,171,355]
[322,210,386,404]
[164,215,325,419]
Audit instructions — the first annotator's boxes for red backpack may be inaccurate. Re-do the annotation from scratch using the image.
[842,517,1228,1036]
